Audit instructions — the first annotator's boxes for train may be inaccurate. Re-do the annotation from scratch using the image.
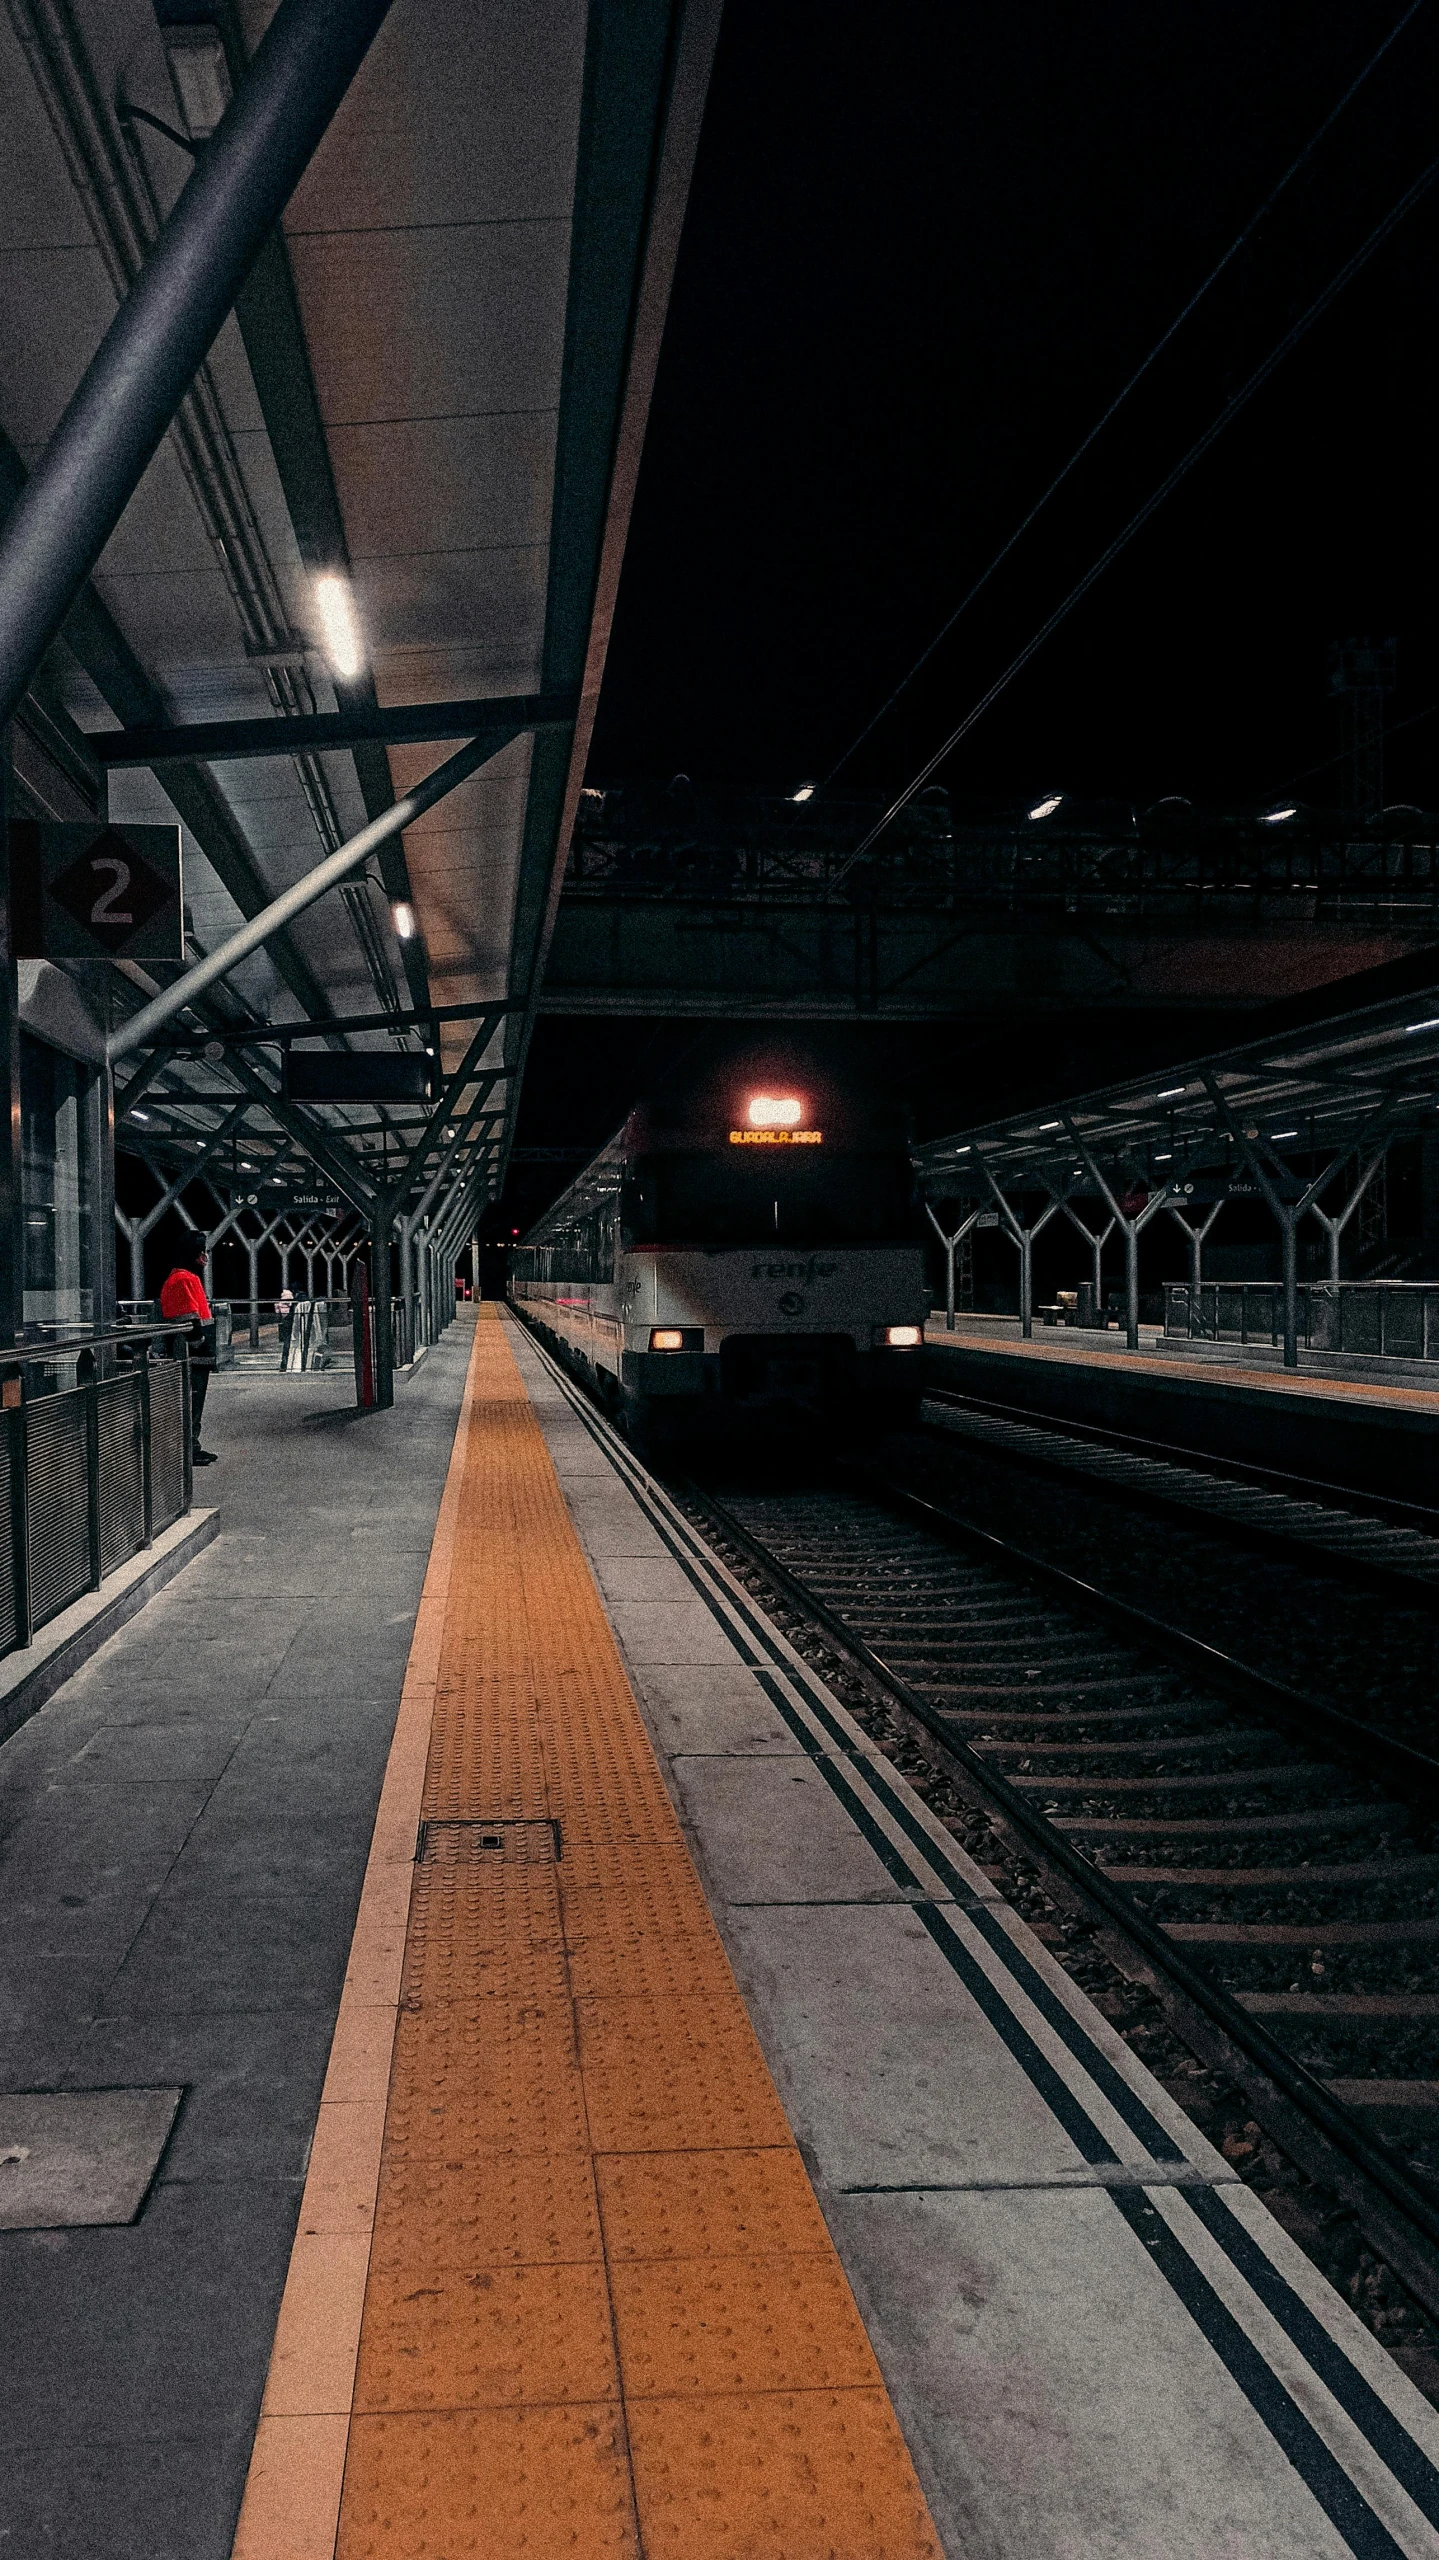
[509,1041,929,1448]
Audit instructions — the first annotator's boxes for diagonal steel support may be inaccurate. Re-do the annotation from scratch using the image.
[0,0,395,732]
[108,734,505,1060]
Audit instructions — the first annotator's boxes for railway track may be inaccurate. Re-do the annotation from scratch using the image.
[919,1384,1439,1598]
[679,1450,1439,2325]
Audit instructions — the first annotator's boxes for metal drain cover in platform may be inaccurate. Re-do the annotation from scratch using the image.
[0,2089,182,2230]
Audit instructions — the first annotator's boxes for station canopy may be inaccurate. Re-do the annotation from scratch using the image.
[914,976,1439,1212]
[0,0,718,1228]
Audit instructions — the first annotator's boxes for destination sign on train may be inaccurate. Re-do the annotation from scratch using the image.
[729,1127,823,1145]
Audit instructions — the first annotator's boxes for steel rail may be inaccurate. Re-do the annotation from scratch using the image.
[677,1463,1439,2317]
[920,1380,1439,1536]
[917,1386,1439,1601]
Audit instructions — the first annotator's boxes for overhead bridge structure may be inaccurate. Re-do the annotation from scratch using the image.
[0,0,721,1396]
[547,782,1439,1017]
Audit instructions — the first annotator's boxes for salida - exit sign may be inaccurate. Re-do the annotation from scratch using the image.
[7,820,183,961]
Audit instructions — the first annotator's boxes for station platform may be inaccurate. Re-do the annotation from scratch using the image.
[923,1318,1439,1505]
[5,1311,1439,2557]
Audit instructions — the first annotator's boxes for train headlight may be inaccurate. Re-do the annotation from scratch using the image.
[879,1324,922,1348]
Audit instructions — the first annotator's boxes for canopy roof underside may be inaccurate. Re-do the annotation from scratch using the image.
[0,0,717,1227]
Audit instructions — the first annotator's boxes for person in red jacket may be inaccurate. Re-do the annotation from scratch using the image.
[159,1238,219,1465]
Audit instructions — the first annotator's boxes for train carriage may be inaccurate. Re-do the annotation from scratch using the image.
[510,1044,928,1448]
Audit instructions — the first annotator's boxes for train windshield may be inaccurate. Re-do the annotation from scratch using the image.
[621,1151,920,1248]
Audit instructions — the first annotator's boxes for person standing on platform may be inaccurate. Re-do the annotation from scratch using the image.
[160,1238,219,1466]
[277,1285,295,1369]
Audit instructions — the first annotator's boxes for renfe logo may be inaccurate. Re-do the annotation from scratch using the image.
[750,1257,837,1282]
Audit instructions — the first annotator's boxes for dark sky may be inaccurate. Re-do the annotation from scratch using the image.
[502,0,1438,1223]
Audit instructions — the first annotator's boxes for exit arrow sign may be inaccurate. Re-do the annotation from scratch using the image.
[8,820,183,961]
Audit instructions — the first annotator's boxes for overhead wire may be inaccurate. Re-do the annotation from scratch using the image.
[830,151,1439,884]
[819,0,1427,796]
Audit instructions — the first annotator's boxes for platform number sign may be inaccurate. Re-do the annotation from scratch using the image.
[7,820,183,961]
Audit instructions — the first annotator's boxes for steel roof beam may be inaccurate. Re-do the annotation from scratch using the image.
[90,692,579,768]
[0,0,395,733]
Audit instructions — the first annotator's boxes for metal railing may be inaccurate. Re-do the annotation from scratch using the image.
[2,1323,195,1660]
[1164,1280,1439,1361]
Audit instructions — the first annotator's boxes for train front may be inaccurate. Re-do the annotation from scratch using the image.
[617,1054,928,1442]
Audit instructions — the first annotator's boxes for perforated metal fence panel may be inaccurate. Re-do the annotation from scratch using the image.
[149,1362,186,1533]
[97,1378,144,1576]
[0,1421,16,1654]
[26,1394,90,1628]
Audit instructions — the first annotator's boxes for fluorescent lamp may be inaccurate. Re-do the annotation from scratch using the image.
[790,782,816,803]
[1028,794,1063,820]
[1405,1018,1439,1035]
[1270,1129,1298,1140]
[1261,805,1297,824]
[391,901,416,941]
[130,1107,150,1122]
[1039,1120,1060,1131]
[1154,1151,1172,1161]
[1156,1086,1185,1099]
[315,573,363,678]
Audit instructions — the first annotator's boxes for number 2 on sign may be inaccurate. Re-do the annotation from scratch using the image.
[90,856,133,926]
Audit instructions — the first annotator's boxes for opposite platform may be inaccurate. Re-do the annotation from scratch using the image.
[922,1322,1439,1505]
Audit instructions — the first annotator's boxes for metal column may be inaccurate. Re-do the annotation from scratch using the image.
[0,736,24,1345]
[369,1209,394,1409]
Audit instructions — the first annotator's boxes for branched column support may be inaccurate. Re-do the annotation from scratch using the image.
[979,1164,1064,1339]
[923,1198,983,1331]
[1164,1196,1226,1326]
[1199,1076,1367,1368]
[1061,1119,1169,1349]
[1059,1199,1116,1308]
[1308,1146,1389,1283]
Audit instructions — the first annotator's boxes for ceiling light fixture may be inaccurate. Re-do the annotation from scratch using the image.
[391,901,416,941]
[1405,1018,1439,1035]
[1156,1086,1185,1099]
[315,573,363,678]
[130,1107,150,1122]
[1039,1120,1061,1131]
[789,782,816,803]
[1261,805,1298,824]
[1270,1129,1298,1140]
[1028,794,1063,821]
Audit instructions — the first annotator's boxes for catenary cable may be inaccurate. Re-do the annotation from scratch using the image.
[830,152,1439,882]
[818,0,1426,795]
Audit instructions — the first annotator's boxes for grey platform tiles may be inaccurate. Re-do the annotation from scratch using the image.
[512,1313,1439,2560]
[0,1319,475,2560]
[0,2087,181,2229]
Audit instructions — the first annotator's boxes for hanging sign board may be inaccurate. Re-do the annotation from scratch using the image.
[7,820,183,960]
[284,1052,433,1105]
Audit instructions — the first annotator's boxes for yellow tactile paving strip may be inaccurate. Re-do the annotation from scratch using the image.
[232,1309,943,2560]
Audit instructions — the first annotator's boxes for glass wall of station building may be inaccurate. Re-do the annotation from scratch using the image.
[21,1029,100,1330]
